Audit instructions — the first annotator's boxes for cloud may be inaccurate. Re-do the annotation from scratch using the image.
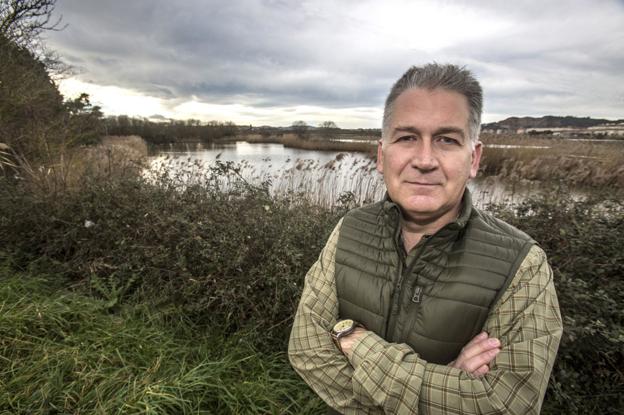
[48,0,624,124]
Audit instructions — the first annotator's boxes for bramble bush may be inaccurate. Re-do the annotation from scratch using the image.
[490,187,624,414]
[0,160,342,349]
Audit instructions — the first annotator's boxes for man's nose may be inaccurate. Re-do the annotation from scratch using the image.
[410,139,439,171]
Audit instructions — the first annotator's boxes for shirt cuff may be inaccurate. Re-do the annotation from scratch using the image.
[349,331,388,369]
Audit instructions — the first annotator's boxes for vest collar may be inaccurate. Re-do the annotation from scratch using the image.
[381,187,474,233]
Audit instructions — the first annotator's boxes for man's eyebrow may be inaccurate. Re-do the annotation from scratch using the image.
[393,126,420,135]
[434,127,466,139]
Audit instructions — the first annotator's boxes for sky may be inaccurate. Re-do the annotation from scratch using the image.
[46,0,624,128]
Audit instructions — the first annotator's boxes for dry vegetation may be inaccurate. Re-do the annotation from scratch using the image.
[480,133,624,186]
[1,136,148,195]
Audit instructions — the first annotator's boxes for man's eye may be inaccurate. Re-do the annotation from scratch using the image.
[397,135,416,142]
[437,136,460,145]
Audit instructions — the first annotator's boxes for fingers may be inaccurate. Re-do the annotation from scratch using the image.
[463,331,488,349]
[472,364,490,377]
[461,347,500,373]
[460,335,500,363]
[449,332,502,376]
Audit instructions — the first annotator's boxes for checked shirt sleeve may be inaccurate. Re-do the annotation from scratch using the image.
[348,245,563,414]
[288,220,383,414]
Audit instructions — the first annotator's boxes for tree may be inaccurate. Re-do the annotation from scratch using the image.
[318,120,338,138]
[63,93,104,145]
[0,0,63,50]
[318,121,337,130]
[0,32,64,159]
[291,120,309,139]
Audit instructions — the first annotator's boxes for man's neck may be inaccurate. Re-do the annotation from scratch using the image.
[400,205,462,252]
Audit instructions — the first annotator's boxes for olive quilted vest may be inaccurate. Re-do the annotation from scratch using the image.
[335,191,535,364]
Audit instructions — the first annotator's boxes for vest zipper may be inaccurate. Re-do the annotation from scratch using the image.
[384,214,405,340]
[393,236,432,342]
[385,232,431,341]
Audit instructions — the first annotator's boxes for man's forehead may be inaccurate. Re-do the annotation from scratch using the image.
[395,86,469,106]
[390,88,470,125]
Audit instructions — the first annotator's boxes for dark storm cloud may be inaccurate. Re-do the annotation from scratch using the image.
[48,0,391,109]
[47,0,624,122]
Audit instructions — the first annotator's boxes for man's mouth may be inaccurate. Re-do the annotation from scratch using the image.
[405,181,440,186]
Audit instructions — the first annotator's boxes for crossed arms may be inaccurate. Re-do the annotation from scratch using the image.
[288,221,562,414]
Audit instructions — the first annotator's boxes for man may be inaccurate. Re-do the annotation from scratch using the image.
[288,63,562,414]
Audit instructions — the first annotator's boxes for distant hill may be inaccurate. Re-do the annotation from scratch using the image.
[483,116,624,130]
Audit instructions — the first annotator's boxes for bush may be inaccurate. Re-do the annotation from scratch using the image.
[0,160,341,349]
[489,188,624,414]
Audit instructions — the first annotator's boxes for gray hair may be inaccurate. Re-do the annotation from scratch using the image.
[382,63,483,144]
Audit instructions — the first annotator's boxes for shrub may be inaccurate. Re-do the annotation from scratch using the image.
[0,161,341,349]
[489,188,624,414]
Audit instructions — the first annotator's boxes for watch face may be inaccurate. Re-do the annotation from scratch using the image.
[334,319,355,334]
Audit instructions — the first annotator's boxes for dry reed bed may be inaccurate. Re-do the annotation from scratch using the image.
[1,136,148,195]
[480,134,624,186]
[149,153,384,208]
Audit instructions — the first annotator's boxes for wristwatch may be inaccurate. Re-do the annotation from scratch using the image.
[331,319,361,352]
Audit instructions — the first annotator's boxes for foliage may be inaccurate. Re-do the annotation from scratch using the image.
[290,120,309,139]
[0,31,104,193]
[0,161,341,348]
[489,189,624,414]
[0,33,64,160]
[0,0,62,50]
[64,93,104,145]
[480,134,624,186]
[104,116,238,145]
[318,121,338,138]
[318,121,338,130]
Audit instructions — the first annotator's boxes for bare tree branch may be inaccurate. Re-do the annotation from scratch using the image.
[0,0,64,49]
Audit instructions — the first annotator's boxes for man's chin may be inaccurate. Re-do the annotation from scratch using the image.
[397,196,457,223]
[402,196,442,213]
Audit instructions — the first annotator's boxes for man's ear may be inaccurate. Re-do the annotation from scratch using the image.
[469,140,483,179]
[376,139,384,174]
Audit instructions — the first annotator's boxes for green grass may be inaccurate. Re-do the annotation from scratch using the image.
[0,272,324,414]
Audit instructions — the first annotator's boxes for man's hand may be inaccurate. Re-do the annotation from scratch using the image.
[338,327,368,358]
[449,332,501,377]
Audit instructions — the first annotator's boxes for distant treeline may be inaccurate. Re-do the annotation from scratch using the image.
[104,116,382,145]
[104,116,239,144]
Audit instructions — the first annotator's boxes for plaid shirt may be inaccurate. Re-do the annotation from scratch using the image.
[288,219,562,414]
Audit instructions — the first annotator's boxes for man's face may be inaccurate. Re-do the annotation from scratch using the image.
[377,87,482,223]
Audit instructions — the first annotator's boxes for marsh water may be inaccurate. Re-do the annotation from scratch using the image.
[148,141,546,208]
